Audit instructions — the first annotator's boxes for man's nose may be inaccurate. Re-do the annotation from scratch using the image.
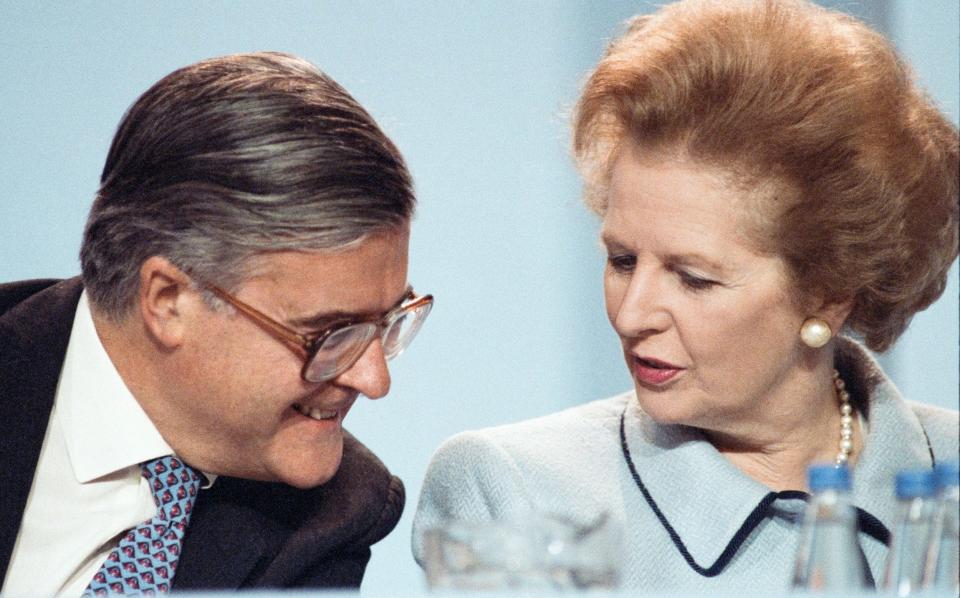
[333,338,392,399]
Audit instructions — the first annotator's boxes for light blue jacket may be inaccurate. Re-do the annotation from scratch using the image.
[412,338,959,592]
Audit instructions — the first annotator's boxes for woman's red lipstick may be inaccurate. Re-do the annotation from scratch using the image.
[632,356,683,385]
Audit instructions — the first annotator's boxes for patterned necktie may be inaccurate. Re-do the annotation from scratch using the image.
[84,455,202,595]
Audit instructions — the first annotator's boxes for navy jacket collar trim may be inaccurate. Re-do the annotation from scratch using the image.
[619,397,772,571]
[619,409,782,577]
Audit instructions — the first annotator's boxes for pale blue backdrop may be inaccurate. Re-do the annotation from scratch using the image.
[1,1,956,595]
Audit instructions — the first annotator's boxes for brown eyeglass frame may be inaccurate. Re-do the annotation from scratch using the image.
[206,284,433,382]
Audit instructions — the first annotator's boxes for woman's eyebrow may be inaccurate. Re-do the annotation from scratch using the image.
[666,253,729,275]
[600,231,629,251]
[601,231,728,275]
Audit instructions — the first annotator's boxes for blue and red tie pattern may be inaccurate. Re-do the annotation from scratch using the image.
[84,456,201,595]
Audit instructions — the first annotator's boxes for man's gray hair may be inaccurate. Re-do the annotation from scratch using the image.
[80,52,415,320]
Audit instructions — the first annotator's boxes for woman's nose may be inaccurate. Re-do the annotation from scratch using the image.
[609,270,670,339]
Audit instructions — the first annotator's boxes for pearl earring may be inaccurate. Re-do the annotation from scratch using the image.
[800,317,832,348]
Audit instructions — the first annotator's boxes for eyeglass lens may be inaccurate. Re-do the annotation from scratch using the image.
[302,300,432,382]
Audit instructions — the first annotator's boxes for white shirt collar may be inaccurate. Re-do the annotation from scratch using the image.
[58,291,174,483]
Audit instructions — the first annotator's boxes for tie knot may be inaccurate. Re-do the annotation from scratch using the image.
[140,456,201,521]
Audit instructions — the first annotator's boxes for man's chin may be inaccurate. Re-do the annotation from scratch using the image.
[278,446,345,489]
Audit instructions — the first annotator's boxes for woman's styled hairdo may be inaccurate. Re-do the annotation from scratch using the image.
[574,0,959,352]
[81,52,415,320]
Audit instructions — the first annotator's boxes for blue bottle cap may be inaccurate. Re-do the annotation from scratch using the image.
[894,469,937,498]
[808,463,851,492]
[934,461,959,490]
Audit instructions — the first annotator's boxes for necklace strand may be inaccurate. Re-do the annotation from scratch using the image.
[833,368,853,467]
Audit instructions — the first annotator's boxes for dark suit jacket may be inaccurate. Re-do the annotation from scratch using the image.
[0,277,404,590]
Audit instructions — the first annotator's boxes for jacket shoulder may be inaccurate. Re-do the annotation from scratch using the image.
[908,401,960,463]
[0,279,63,317]
[0,278,83,360]
[412,394,631,565]
[416,394,627,505]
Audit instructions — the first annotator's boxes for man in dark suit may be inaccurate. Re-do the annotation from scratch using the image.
[0,52,431,593]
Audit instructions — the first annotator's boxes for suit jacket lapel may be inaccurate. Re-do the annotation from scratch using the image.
[0,278,83,586]
[174,477,273,589]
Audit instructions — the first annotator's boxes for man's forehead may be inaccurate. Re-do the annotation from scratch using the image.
[244,234,409,324]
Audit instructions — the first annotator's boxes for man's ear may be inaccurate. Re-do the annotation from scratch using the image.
[138,256,193,348]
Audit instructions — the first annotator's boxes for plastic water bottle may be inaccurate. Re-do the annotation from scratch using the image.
[922,461,959,593]
[883,469,938,595]
[791,464,871,592]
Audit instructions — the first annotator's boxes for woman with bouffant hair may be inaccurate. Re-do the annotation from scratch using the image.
[414,0,958,591]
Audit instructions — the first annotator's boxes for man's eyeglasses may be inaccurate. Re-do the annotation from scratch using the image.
[206,284,433,383]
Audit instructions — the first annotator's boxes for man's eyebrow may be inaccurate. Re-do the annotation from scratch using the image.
[287,287,412,331]
[288,310,359,331]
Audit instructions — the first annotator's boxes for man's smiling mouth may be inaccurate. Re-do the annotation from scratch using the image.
[292,404,339,421]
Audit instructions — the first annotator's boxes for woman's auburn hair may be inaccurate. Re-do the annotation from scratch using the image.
[574,0,959,352]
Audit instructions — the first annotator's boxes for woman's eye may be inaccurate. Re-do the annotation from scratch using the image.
[607,254,636,273]
[678,270,718,291]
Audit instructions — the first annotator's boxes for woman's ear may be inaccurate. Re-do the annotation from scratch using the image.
[812,295,855,339]
[138,256,192,348]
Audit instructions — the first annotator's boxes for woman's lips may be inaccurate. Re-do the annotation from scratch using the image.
[631,356,684,385]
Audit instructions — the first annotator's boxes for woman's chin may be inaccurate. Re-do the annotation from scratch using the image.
[632,387,697,427]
